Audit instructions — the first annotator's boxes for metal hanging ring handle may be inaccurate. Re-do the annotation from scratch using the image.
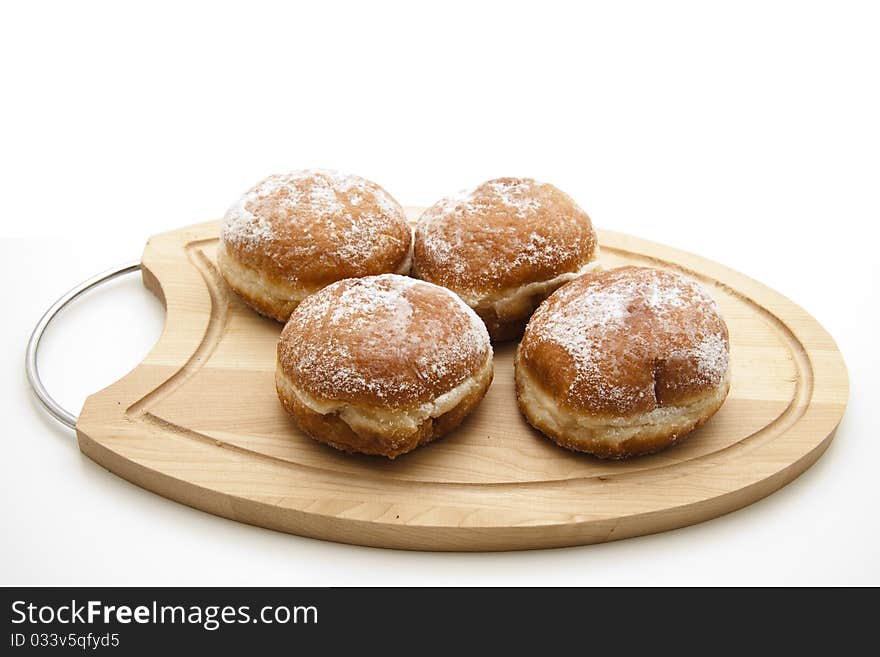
[25,261,142,430]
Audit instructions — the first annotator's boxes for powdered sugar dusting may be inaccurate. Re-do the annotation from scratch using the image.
[415,177,596,293]
[329,274,417,330]
[431,178,541,217]
[280,274,492,407]
[220,195,275,247]
[523,267,729,414]
[687,332,729,383]
[220,170,409,274]
[487,178,542,216]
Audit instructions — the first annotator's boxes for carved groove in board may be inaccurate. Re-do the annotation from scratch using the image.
[127,242,230,419]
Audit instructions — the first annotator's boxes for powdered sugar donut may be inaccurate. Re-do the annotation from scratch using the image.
[276,274,493,459]
[413,177,600,341]
[219,170,412,321]
[515,266,730,458]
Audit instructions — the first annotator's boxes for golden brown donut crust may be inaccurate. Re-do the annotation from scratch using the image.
[221,170,412,291]
[412,177,598,299]
[276,274,493,458]
[278,274,493,409]
[516,266,730,457]
[520,266,729,416]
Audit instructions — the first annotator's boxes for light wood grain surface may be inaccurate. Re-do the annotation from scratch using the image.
[76,210,849,551]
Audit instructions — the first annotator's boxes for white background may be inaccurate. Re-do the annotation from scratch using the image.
[1,1,877,585]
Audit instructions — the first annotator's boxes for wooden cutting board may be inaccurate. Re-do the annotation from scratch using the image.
[76,210,848,551]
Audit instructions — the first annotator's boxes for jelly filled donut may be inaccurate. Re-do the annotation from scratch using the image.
[413,177,600,341]
[276,274,493,459]
[219,170,412,321]
[515,266,730,458]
